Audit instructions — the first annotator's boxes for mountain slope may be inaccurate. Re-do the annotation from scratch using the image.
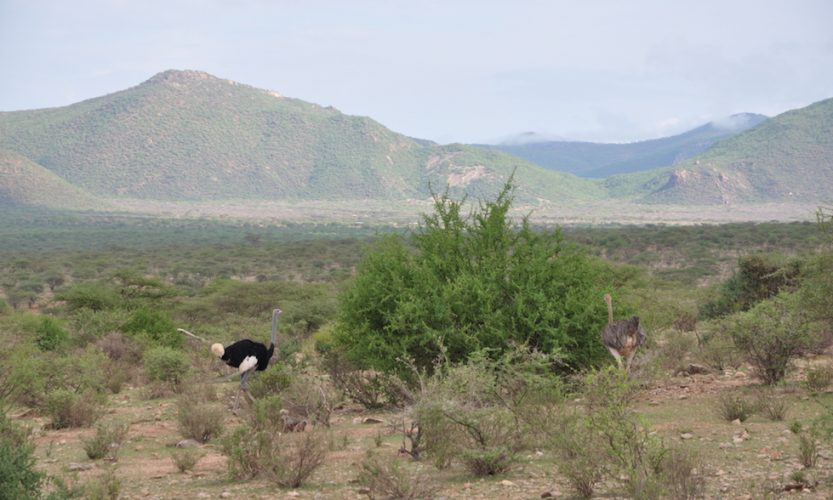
[0,70,603,206]
[487,113,767,178]
[639,98,833,204]
[0,149,104,210]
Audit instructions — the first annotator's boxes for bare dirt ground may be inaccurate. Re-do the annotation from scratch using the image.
[17,357,833,499]
[105,199,821,226]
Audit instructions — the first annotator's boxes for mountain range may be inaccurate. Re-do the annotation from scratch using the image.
[486,113,768,178]
[0,70,831,213]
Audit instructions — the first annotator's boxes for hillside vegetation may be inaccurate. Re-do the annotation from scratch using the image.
[642,98,833,204]
[0,70,602,206]
[0,149,105,210]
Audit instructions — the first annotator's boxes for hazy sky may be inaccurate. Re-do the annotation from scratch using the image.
[1,0,832,143]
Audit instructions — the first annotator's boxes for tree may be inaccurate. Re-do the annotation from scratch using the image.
[334,182,630,376]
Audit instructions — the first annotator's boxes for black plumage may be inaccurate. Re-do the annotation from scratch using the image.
[220,339,274,371]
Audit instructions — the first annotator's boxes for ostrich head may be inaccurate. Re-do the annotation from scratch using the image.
[211,343,225,358]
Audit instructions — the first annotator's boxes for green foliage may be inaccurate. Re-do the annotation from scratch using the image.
[35,316,69,352]
[82,423,129,461]
[336,183,626,376]
[45,390,103,429]
[248,364,293,399]
[0,411,44,500]
[59,282,120,311]
[82,467,121,500]
[177,395,224,443]
[414,347,561,474]
[143,347,189,389]
[357,451,438,500]
[170,448,203,473]
[701,253,802,319]
[805,365,833,393]
[727,293,813,384]
[221,425,326,487]
[121,307,181,348]
[715,392,758,422]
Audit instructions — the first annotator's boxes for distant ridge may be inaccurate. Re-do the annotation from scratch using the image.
[637,98,833,204]
[485,113,768,178]
[0,69,603,209]
[0,149,104,210]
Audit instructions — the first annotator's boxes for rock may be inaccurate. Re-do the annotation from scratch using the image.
[220,492,232,499]
[500,480,515,487]
[285,492,301,498]
[362,417,385,424]
[732,419,742,425]
[358,487,371,495]
[541,491,558,498]
[141,488,150,497]
[177,439,200,448]
[687,363,710,375]
[718,443,732,449]
[463,482,472,489]
[197,493,210,499]
[734,371,746,378]
[678,394,688,400]
[68,463,95,471]
[680,433,694,440]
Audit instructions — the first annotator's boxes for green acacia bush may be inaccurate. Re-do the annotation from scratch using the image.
[728,293,813,385]
[144,347,190,390]
[122,307,181,348]
[35,316,69,352]
[335,183,627,376]
[0,410,44,500]
[59,282,120,311]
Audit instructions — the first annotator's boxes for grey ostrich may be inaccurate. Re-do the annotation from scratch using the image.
[600,294,646,372]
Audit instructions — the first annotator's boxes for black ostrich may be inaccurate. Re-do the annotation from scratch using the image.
[178,308,282,411]
[600,294,646,373]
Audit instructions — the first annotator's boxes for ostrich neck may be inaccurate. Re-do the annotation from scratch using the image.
[271,310,279,347]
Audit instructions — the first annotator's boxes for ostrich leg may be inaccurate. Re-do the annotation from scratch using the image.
[233,368,257,412]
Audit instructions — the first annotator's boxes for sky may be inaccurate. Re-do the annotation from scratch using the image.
[1,0,832,144]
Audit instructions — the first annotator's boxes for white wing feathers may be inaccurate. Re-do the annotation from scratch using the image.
[239,355,258,373]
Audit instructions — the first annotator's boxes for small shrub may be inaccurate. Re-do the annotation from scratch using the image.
[280,372,339,427]
[248,364,293,399]
[798,429,819,468]
[757,390,789,421]
[805,365,833,393]
[83,423,129,460]
[460,447,514,476]
[35,316,69,352]
[550,413,606,498]
[715,392,757,422]
[177,395,224,443]
[83,467,121,500]
[96,332,142,365]
[221,425,326,487]
[171,448,203,473]
[662,445,704,500]
[144,347,190,390]
[45,390,103,429]
[250,394,284,431]
[357,451,438,500]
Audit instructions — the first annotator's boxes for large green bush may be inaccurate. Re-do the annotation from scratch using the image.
[122,307,181,348]
[144,347,190,389]
[35,316,69,352]
[0,411,44,500]
[334,183,628,375]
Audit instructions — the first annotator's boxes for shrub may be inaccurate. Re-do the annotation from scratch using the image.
[248,364,293,399]
[661,446,704,500]
[45,390,103,429]
[59,282,120,311]
[694,325,742,373]
[715,392,757,422]
[549,412,606,498]
[83,423,129,461]
[805,365,833,393]
[278,371,339,427]
[221,425,326,487]
[728,293,812,385]
[171,448,203,473]
[144,347,189,390]
[122,307,181,348]
[250,395,284,431]
[757,391,789,421]
[177,395,224,443]
[334,182,630,377]
[0,411,44,499]
[35,316,69,352]
[414,348,559,474]
[357,451,438,500]
[798,429,819,468]
[83,467,121,500]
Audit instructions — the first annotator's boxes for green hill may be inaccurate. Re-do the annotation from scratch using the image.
[0,70,602,207]
[485,113,767,178]
[640,98,833,204]
[0,150,105,210]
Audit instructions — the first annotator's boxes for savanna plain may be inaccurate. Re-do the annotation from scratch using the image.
[2,197,833,499]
